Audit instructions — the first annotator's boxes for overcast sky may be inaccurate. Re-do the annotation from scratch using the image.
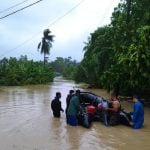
[0,0,120,62]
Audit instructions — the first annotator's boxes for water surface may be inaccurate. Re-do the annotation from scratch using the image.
[0,77,150,150]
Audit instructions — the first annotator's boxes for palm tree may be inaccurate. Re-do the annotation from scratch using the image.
[38,29,54,65]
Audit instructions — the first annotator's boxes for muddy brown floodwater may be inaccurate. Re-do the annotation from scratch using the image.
[0,77,150,150]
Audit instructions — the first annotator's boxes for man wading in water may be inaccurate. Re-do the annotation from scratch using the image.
[106,93,121,125]
[129,95,144,129]
[51,92,64,118]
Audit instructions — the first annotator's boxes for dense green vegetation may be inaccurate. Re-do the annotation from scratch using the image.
[74,0,150,96]
[0,56,54,85]
[0,29,55,86]
[0,0,149,98]
[0,55,78,86]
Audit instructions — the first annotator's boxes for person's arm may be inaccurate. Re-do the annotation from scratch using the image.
[59,101,64,112]
[129,121,133,126]
[130,112,133,115]
[132,103,139,123]
[107,101,120,112]
[51,100,54,110]
[107,107,118,112]
[66,95,69,106]
[61,107,64,112]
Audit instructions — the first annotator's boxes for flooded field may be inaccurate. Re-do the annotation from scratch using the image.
[0,77,150,150]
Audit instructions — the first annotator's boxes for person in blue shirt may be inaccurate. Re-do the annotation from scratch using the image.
[129,95,144,129]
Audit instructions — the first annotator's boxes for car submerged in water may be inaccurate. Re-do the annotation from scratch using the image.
[78,92,131,128]
[80,92,110,106]
[77,92,110,128]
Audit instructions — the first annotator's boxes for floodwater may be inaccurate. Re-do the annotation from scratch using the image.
[0,77,150,150]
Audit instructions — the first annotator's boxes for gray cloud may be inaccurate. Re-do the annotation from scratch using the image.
[0,0,120,61]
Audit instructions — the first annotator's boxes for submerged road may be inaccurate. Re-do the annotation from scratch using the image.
[0,77,150,150]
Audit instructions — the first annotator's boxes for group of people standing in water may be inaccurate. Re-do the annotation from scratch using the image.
[51,90,144,129]
[51,90,80,126]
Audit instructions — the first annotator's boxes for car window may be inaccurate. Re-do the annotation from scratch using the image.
[80,93,97,104]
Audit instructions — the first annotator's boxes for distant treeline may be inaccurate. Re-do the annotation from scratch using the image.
[0,55,79,86]
[51,56,79,80]
[0,56,54,85]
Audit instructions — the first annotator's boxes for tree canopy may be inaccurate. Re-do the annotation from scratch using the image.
[51,57,78,80]
[0,56,54,85]
[74,0,150,96]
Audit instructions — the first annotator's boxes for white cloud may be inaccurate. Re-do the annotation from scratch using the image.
[0,0,120,61]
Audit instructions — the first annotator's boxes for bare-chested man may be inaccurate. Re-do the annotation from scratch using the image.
[107,95,121,113]
[106,94,121,125]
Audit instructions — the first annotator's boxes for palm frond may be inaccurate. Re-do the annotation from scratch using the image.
[38,29,54,64]
[46,35,55,41]
[37,42,41,50]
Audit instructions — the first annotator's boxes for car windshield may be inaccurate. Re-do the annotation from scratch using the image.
[80,93,97,104]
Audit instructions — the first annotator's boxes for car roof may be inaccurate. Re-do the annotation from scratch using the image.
[80,91,98,96]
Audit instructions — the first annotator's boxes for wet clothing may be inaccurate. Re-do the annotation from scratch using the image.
[66,93,74,124]
[65,93,73,114]
[67,95,80,126]
[51,97,63,118]
[131,101,144,129]
[67,115,78,126]
[108,112,120,126]
[67,95,80,116]
[120,111,132,126]
[108,100,121,126]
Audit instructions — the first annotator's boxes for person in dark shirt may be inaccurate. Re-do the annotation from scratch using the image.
[51,92,64,118]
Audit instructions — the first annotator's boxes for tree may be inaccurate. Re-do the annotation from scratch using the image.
[74,0,150,96]
[38,29,54,65]
[0,56,54,85]
[50,57,79,79]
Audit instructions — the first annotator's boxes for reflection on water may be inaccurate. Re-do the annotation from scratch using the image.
[0,76,150,150]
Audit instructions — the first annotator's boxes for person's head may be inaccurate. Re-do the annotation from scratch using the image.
[132,95,139,102]
[69,90,74,95]
[75,89,80,96]
[56,92,61,98]
[110,93,117,101]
